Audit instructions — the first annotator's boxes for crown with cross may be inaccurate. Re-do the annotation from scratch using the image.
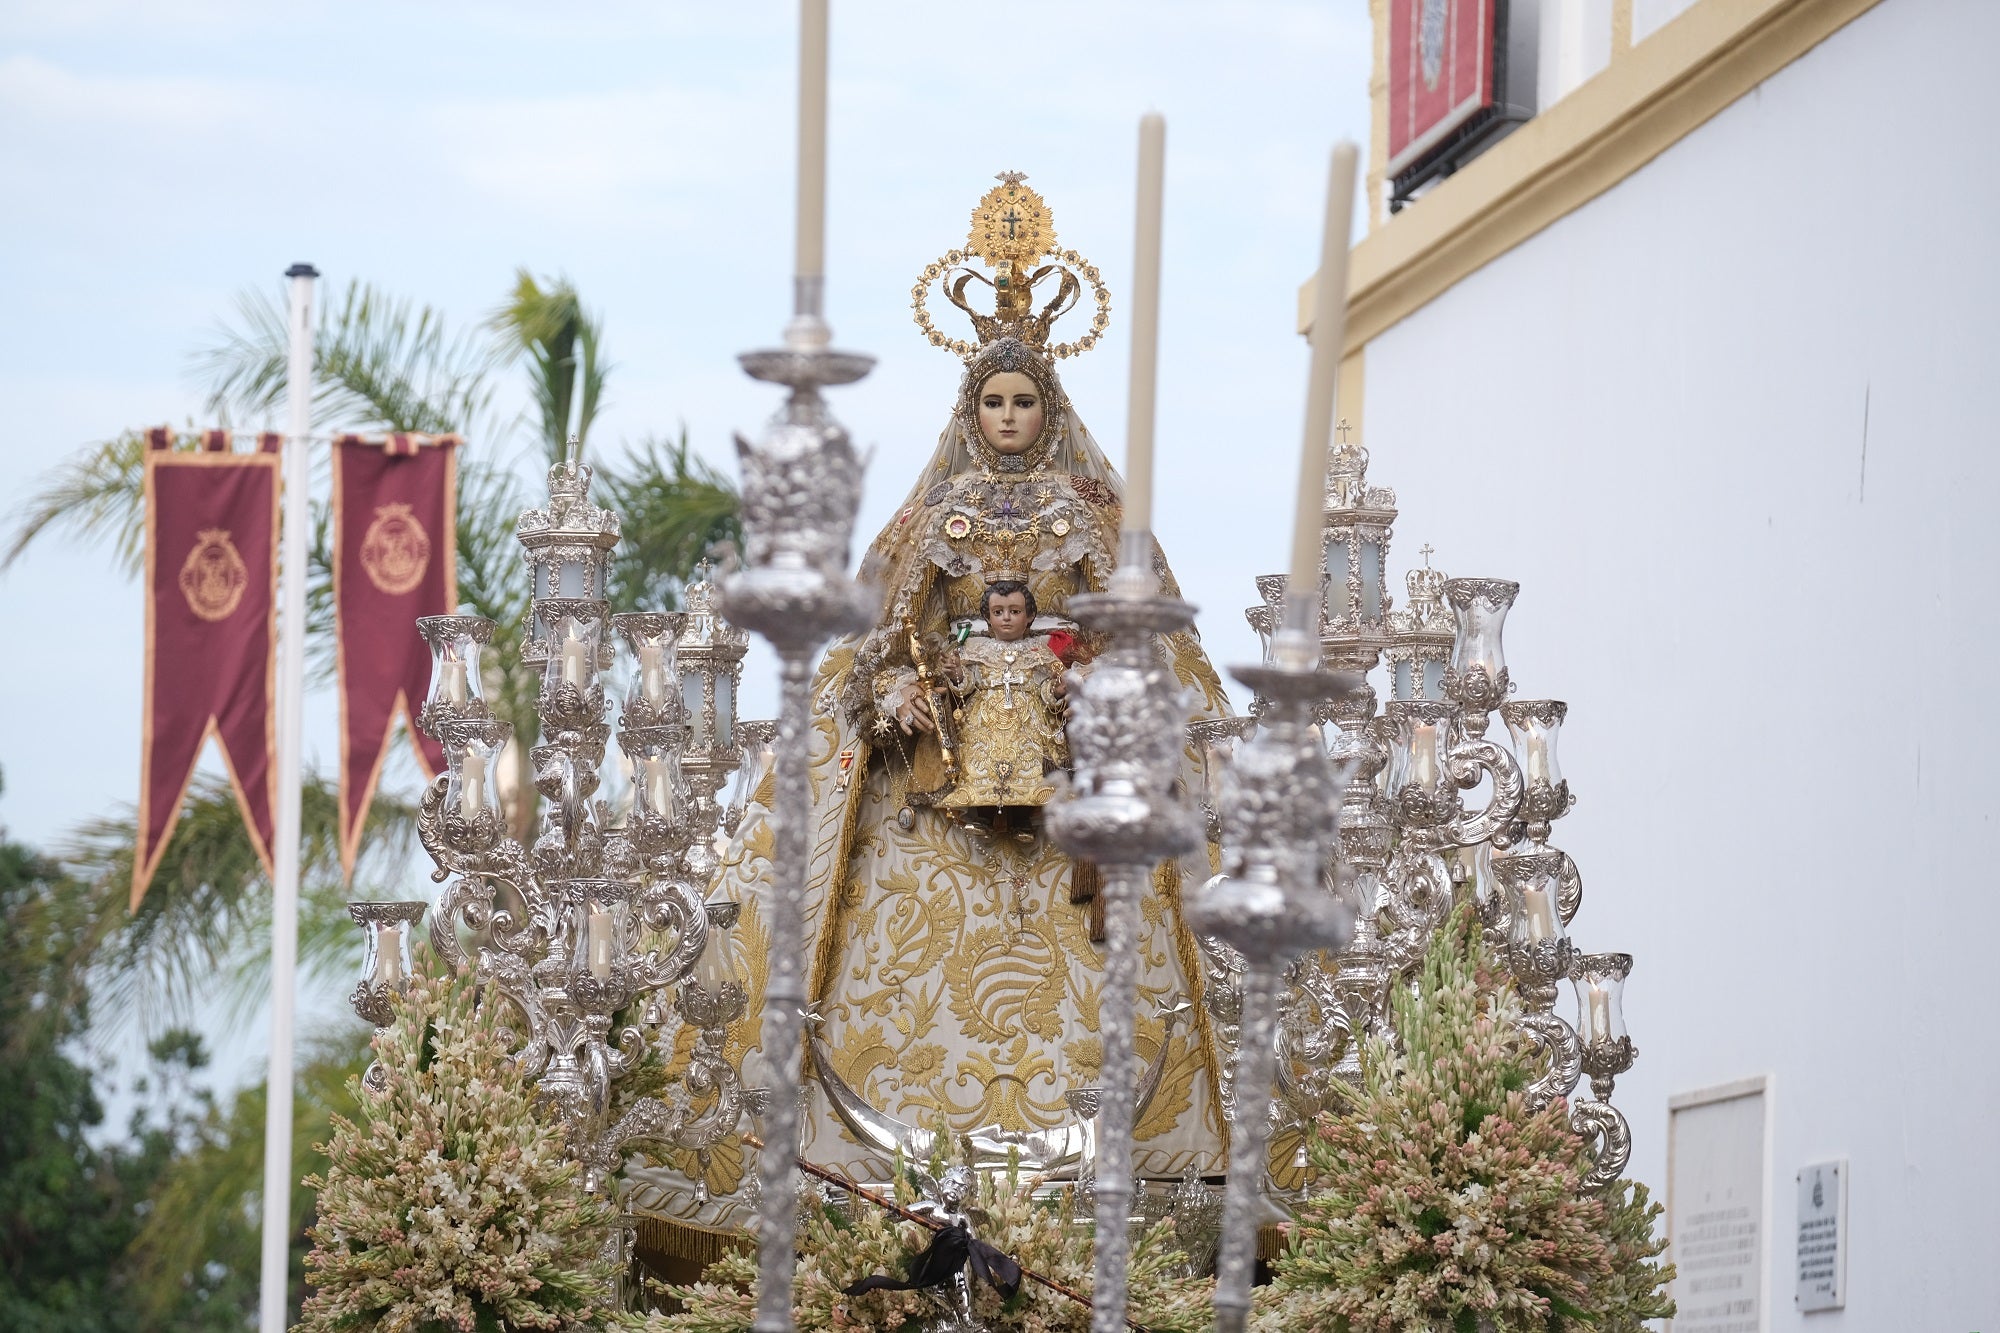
[911,172,1113,362]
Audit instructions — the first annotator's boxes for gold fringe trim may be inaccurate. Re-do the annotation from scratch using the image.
[1257,1223,1287,1263]
[633,1215,753,1269]
[1160,857,1231,1157]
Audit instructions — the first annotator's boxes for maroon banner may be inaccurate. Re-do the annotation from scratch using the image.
[1387,0,1498,174]
[333,435,458,874]
[136,447,280,908]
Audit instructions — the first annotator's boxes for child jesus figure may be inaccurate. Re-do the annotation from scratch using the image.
[939,579,1072,812]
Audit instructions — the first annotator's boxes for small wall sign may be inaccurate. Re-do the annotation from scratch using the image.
[1795,1158,1846,1313]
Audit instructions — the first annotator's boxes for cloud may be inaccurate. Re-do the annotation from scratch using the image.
[425,81,773,224]
[0,53,255,135]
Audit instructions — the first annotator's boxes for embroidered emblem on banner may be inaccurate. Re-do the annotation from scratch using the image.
[1420,0,1448,90]
[179,528,249,621]
[360,502,431,596]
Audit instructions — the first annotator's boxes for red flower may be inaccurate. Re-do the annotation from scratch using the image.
[1046,629,1077,664]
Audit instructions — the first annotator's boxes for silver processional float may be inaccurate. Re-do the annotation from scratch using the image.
[344,8,1643,1333]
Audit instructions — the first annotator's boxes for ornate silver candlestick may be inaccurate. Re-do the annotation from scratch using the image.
[1570,951,1636,1188]
[1045,535,1203,1333]
[1190,625,1357,1333]
[718,296,877,1332]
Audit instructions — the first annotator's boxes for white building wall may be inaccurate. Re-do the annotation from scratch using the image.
[1361,0,1999,1325]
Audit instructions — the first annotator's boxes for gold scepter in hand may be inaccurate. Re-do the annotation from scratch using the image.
[906,617,958,775]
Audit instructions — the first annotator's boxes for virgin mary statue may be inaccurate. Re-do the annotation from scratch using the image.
[627,174,1236,1241]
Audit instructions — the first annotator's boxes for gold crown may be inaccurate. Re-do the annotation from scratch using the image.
[913,172,1112,362]
[982,567,1030,586]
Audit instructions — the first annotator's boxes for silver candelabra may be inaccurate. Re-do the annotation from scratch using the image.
[347,458,773,1199]
[1207,441,1641,1226]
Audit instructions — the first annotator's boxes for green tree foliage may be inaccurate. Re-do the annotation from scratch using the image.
[1,805,269,1330]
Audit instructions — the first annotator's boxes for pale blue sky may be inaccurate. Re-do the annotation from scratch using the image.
[0,0,1368,1065]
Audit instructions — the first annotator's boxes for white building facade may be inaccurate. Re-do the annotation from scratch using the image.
[1338,0,1999,1326]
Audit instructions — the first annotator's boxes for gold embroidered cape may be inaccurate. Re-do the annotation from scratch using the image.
[625,339,1235,1236]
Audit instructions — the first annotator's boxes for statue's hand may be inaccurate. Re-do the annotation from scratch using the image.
[1051,672,1072,725]
[896,690,937,736]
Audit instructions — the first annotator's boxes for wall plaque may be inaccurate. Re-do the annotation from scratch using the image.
[1669,1076,1769,1333]
[1794,1159,1846,1313]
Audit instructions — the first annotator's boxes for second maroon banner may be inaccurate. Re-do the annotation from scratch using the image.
[333,434,458,874]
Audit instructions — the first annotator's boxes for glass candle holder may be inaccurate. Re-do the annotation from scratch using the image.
[1443,578,1519,721]
[1501,699,1565,787]
[1382,700,1457,825]
[1573,952,1631,1046]
[1497,851,1565,947]
[416,615,493,736]
[723,719,777,834]
[621,726,688,829]
[679,899,749,1029]
[544,604,606,696]
[613,611,688,728]
[1501,699,1573,838]
[1494,851,1571,1007]
[347,900,427,1025]
[441,719,510,846]
[1574,951,1636,1097]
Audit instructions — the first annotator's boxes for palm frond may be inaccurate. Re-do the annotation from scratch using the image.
[193,278,500,437]
[450,456,545,840]
[47,772,419,1042]
[1,427,151,575]
[597,430,743,611]
[487,271,610,462]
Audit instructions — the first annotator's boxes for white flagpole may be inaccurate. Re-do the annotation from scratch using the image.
[259,260,316,1333]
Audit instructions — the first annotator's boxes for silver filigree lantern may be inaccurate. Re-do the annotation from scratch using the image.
[1384,552,1452,704]
[1319,442,1396,681]
[518,452,619,666]
[672,572,749,861]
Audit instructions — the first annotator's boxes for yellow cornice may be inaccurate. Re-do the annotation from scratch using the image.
[1304,0,1885,345]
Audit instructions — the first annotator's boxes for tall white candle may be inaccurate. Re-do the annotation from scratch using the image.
[1122,113,1166,536]
[439,657,468,705]
[796,0,829,282]
[1285,141,1361,634]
